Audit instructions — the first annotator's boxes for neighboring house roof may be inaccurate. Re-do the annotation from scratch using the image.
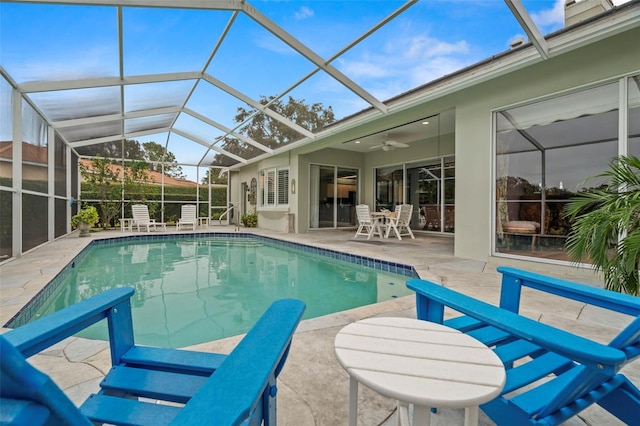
[0,141,48,164]
[0,143,197,187]
[80,159,198,187]
[0,142,11,160]
[0,142,197,186]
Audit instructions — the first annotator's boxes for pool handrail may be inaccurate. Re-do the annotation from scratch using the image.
[219,204,234,225]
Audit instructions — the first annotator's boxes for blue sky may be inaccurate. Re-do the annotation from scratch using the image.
[0,0,631,179]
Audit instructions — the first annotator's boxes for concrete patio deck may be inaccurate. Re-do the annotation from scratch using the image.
[1,226,638,425]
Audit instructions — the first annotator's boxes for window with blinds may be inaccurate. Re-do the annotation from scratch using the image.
[278,169,289,205]
[259,167,289,207]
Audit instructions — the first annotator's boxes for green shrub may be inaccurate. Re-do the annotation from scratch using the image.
[71,206,99,228]
[241,212,258,228]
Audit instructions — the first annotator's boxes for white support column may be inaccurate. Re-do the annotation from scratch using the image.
[161,162,165,223]
[48,127,55,241]
[76,155,82,209]
[66,144,72,234]
[11,88,22,257]
[208,169,212,224]
[619,76,628,156]
[196,167,200,218]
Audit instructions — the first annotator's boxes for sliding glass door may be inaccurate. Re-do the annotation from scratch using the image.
[310,165,358,229]
[375,156,455,234]
[406,157,455,233]
[375,166,403,211]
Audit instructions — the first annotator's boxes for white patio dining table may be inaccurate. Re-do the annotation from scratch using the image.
[370,211,397,238]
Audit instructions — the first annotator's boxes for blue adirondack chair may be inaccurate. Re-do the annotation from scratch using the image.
[0,287,305,425]
[407,266,640,426]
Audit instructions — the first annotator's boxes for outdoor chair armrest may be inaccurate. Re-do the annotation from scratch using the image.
[171,298,306,425]
[4,287,135,360]
[406,279,626,372]
[497,267,640,316]
[1,398,51,426]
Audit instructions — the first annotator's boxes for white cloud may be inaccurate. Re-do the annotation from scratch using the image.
[408,56,471,87]
[531,0,564,29]
[338,53,390,79]
[335,30,476,101]
[294,6,313,20]
[401,35,469,60]
[530,0,565,32]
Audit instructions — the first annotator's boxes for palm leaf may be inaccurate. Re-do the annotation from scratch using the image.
[564,156,640,295]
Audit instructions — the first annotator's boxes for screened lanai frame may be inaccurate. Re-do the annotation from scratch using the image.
[1,0,553,170]
[2,0,419,169]
[1,0,560,259]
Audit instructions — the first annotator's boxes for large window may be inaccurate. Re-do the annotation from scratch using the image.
[259,167,289,208]
[494,76,639,260]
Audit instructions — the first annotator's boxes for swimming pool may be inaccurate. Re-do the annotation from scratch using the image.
[7,233,418,348]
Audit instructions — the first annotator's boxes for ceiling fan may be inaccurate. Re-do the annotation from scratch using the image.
[369,136,409,151]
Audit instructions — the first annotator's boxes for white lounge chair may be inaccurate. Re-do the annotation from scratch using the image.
[354,205,382,240]
[385,204,415,240]
[176,204,197,231]
[131,204,166,232]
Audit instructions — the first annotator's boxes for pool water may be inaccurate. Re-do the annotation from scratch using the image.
[29,237,416,348]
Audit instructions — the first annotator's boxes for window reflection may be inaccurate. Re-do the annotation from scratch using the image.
[22,101,48,193]
[0,77,12,189]
[495,82,620,260]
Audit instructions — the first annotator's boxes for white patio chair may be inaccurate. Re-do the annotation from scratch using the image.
[176,204,197,231]
[385,204,415,240]
[354,205,383,240]
[131,204,166,232]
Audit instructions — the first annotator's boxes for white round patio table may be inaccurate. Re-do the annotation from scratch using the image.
[334,317,506,426]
